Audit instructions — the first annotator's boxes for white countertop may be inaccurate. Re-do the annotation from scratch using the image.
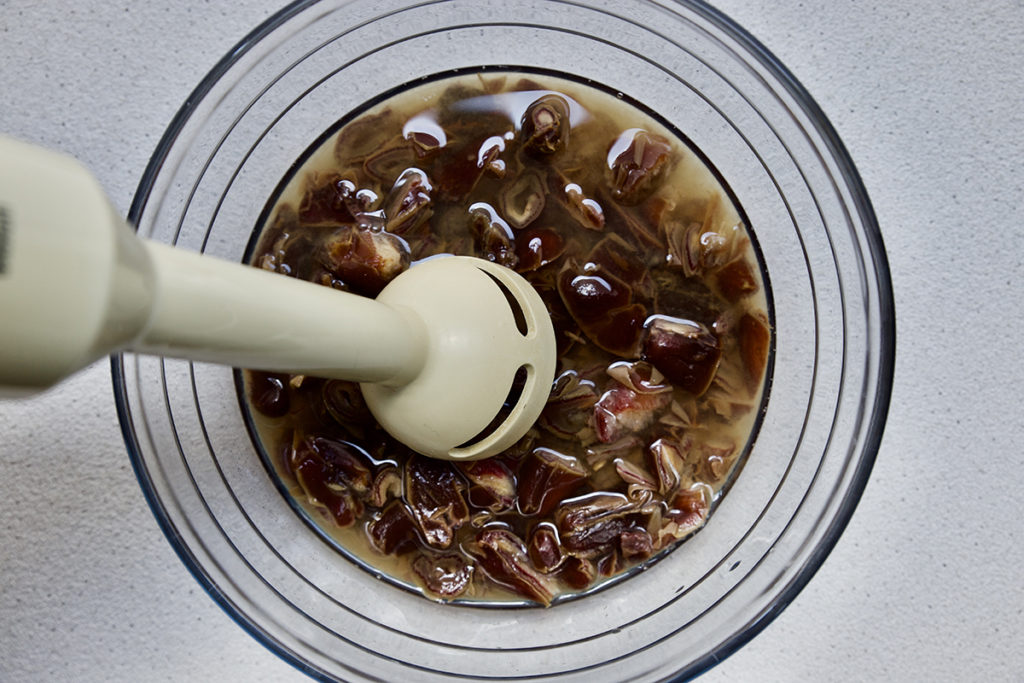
[1,1,1021,681]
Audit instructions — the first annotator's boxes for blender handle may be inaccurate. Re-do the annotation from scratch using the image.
[0,135,426,397]
[136,241,426,384]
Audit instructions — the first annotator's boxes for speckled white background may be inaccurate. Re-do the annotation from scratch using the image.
[1,1,1021,681]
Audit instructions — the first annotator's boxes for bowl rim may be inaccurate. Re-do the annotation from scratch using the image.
[111,0,896,679]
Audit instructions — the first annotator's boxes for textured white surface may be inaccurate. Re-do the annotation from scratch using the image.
[1,1,1021,681]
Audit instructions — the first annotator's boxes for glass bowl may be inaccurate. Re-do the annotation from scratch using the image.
[112,0,895,680]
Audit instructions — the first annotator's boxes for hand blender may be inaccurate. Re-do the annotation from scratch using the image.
[0,135,556,460]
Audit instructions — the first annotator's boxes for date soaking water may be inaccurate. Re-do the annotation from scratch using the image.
[241,69,771,605]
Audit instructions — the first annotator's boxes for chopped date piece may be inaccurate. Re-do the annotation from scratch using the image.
[476,134,508,176]
[558,263,631,318]
[641,315,722,396]
[435,150,484,200]
[255,230,289,274]
[607,129,672,204]
[640,495,663,534]
[528,523,565,573]
[619,529,654,562]
[312,267,348,291]
[563,183,605,230]
[739,312,771,390]
[334,109,397,165]
[383,168,433,235]
[355,212,387,234]
[517,447,588,516]
[300,477,360,527]
[704,372,752,422]
[555,492,648,558]
[586,234,651,294]
[408,131,444,158]
[410,205,463,257]
[664,220,734,278]
[602,194,663,248]
[557,260,646,356]
[435,81,489,115]
[689,440,735,483]
[515,227,565,272]
[359,429,407,465]
[698,195,742,250]
[596,550,621,577]
[614,457,657,490]
[355,188,380,211]
[248,371,291,418]
[469,202,518,268]
[368,500,420,555]
[477,75,508,93]
[467,529,556,605]
[402,112,447,159]
[662,195,740,274]
[404,455,470,549]
[663,221,699,275]
[625,482,657,508]
[500,172,545,229]
[606,360,672,395]
[659,399,699,435]
[539,370,598,439]
[561,556,597,590]
[257,220,321,280]
[369,466,402,508]
[503,426,540,461]
[646,438,685,496]
[319,224,410,297]
[596,306,648,356]
[412,553,473,599]
[327,441,373,494]
[290,437,370,527]
[711,307,738,338]
[644,195,675,228]
[361,132,417,182]
[298,174,362,225]
[433,124,505,200]
[648,265,720,327]
[585,435,644,471]
[278,434,298,480]
[459,459,517,512]
[715,258,758,302]
[292,436,373,494]
[592,385,672,443]
[521,94,571,156]
[510,76,544,91]
[588,458,625,492]
[470,510,496,528]
[657,483,713,547]
[322,380,371,426]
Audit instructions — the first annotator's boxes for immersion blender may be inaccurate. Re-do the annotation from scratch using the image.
[0,136,556,460]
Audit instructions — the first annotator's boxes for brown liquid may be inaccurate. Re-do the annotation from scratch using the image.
[242,70,771,605]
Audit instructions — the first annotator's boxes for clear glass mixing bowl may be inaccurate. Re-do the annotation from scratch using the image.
[112,1,895,680]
